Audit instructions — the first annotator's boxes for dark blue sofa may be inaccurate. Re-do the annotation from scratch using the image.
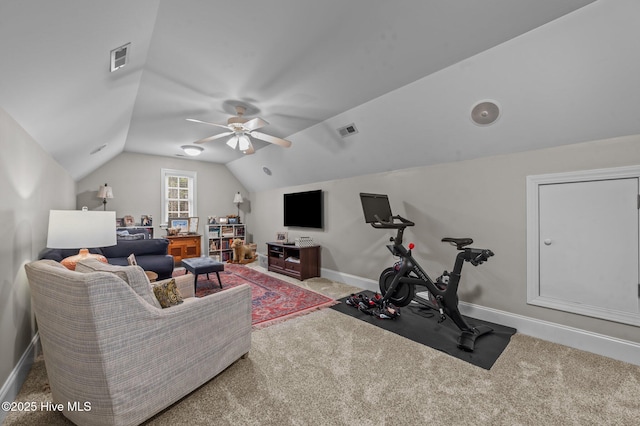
[39,231,174,280]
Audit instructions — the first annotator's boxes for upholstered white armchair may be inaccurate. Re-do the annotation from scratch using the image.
[25,259,252,426]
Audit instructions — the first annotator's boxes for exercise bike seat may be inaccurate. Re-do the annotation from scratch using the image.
[441,237,473,250]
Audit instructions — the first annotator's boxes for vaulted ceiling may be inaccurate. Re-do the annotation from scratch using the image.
[5,0,638,193]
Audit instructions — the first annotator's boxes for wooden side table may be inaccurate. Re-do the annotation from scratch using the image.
[145,271,158,282]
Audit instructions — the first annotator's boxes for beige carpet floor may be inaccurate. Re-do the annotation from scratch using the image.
[5,266,640,425]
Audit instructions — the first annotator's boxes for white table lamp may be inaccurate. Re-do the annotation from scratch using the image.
[233,192,243,223]
[47,208,117,270]
[97,183,114,211]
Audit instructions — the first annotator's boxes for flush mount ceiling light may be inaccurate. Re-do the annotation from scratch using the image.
[181,145,204,156]
[470,100,501,126]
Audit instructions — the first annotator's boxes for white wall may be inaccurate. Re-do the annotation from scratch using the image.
[76,152,249,251]
[0,107,76,410]
[247,134,640,345]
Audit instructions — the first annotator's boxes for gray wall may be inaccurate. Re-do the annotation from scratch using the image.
[0,108,76,397]
[76,152,249,250]
[246,134,640,344]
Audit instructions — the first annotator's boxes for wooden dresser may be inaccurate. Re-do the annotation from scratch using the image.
[167,235,201,265]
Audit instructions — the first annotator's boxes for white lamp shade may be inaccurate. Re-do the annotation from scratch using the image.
[238,135,251,151]
[47,210,116,248]
[233,192,243,204]
[97,185,113,199]
[226,136,239,149]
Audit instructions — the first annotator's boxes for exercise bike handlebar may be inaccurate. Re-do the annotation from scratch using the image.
[370,214,415,229]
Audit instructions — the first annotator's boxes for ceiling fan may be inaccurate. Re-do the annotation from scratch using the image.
[187,105,292,154]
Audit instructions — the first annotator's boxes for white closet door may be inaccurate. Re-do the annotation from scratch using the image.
[538,178,639,315]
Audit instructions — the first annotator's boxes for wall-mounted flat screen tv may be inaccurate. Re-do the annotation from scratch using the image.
[284,190,323,229]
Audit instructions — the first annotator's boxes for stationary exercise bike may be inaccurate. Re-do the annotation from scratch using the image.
[360,193,495,352]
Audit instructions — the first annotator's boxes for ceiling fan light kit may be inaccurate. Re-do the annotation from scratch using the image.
[238,135,251,151]
[187,103,292,155]
[226,137,238,149]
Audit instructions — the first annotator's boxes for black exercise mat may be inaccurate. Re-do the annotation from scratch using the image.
[331,291,516,370]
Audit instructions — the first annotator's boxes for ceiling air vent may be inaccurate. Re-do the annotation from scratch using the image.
[110,43,131,72]
[337,123,359,138]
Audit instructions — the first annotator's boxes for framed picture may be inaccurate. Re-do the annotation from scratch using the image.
[123,215,135,227]
[218,217,228,224]
[169,218,189,233]
[116,217,124,227]
[228,217,238,224]
[188,217,199,234]
[208,216,217,224]
[141,215,152,226]
[276,231,288,243]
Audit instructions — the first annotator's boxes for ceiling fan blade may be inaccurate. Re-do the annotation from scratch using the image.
[194,131,234,144]
[250,131,292,148]
[186,118,231,130]
[242,142,255,155]
[243,117,268,131]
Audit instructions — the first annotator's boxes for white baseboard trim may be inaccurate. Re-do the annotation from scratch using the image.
[321,267,640,367]
[458,302,640,367]
[0,333,40,424]
[321,268,378,292]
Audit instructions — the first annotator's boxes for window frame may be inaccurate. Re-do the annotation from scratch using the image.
[161,168,197,225]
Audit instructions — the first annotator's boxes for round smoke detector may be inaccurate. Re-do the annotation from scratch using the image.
[470,100,501,126]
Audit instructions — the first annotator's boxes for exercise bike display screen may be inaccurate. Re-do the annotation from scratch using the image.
[360,193,393,223]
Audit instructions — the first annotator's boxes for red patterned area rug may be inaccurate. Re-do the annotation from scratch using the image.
[174,264,336,329]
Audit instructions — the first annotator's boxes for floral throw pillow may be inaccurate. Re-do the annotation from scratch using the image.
[153,278,183,308]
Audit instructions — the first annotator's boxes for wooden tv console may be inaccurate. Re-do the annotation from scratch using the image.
[266,242,320,281]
